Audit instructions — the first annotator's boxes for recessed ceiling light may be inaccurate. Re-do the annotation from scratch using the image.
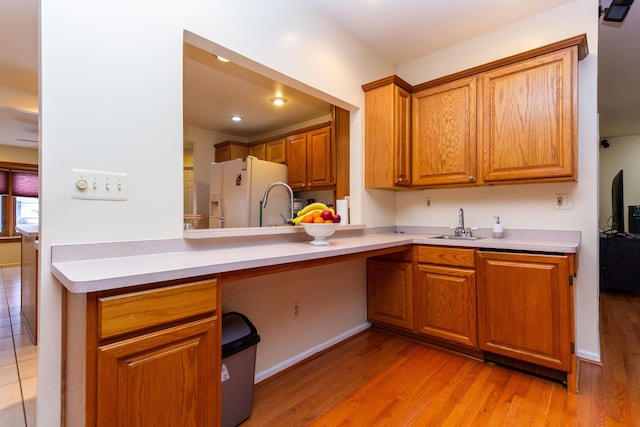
[217,56,230,63]
[231,115,243,122]
[270,96,288,106]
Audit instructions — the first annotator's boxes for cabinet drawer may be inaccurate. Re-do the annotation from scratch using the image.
[417,246,475,268]
[98,279,217,340]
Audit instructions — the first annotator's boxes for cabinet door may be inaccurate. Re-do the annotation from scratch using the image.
[306,127,333,188]
[367,259,414,330]
[266,138,286,163]
[364,82,411,189]
[249,143,266,160]
[481,47,577,183]
[415,264,477,348]
[286,133,308,189]
[215,145,230,163]
[412,76,477,186]
[96,317,219,427]
[476,251,572,372]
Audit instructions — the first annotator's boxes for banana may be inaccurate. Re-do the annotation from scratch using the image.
[296,202,330,217]
[292,208,330,226]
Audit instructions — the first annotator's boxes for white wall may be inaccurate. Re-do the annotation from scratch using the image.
[222,260,367,380]
[394,0,600,362]
[39,1,391,423]
[599,135,640,231]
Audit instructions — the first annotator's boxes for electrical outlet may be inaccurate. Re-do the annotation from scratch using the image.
[292,301,300,319]
[554,193,572,210]
[426,197,432,208]
[71,169,129,201]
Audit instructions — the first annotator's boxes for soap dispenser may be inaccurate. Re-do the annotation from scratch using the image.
[493,216,504,238]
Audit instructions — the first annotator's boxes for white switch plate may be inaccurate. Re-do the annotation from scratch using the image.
[554,193,572,210]
[71,169,129,201]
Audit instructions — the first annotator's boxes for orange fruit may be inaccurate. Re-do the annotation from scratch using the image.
[311,211,322,218]
[324,219,333,223]
[302,215,313,223]
[313,216,325,223]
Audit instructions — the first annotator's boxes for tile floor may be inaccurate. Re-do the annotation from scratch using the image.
[0,266,37,426]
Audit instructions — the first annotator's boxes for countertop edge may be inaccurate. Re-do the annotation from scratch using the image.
[51,227,580,294]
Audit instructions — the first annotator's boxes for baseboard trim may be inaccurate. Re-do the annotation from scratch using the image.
[577,349,601,363]
[254,322,371,383]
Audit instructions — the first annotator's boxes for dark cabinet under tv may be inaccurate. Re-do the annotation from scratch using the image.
[600,235,640,292]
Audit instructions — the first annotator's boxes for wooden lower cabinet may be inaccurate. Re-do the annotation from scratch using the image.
[63,278,221,427]
[97,317,218,427]
[415,246,477,348]
[476,251,574,373]
[415,264,477,348]
[367,259,414,330]
[366,245,577,390]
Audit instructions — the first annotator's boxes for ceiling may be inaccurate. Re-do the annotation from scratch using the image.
[0,0,638,148]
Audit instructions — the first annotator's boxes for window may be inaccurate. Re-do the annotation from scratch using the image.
[0,163,39,239]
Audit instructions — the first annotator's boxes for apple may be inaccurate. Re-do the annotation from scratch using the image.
[332,213,341,223]
[320,210,333,221]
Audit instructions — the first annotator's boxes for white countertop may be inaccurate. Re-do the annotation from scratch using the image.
[15,224,39,236]
[51,226,580,294]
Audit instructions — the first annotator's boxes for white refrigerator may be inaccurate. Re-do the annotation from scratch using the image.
[209,157,289,228]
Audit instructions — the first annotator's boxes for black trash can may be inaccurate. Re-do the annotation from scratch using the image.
[221,312,261,427]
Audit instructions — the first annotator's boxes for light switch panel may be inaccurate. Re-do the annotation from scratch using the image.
[71,169,128,201]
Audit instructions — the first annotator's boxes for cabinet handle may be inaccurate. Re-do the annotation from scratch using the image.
[469,176,475,181]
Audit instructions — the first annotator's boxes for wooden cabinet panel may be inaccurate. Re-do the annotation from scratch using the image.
[307,127,333,187]
[481,47,577,183]
[214,141,249,162]
[266,138,286,163]
[412,76,477,186]
[286,133,308,189]
[249,143,266,160]
[367,259,414,330]
[415,264,477,347]
[364,78,411,189]
[97,317,218,427]
[286,126,333,190]
[476,251,573,372]
[98,279,217,340]
[417,246,475,268]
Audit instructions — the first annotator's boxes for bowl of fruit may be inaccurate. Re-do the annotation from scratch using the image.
[293,203,341,246]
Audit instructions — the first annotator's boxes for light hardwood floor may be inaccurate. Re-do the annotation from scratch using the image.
[243,292,640,426]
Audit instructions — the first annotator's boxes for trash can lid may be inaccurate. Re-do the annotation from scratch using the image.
[222,312,261,358]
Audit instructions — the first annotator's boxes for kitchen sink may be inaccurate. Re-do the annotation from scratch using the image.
[429,235,485,241]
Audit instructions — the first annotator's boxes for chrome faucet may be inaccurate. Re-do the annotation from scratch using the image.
[455,208,473,237]
[458,208,465,234]
[262,181,294,224]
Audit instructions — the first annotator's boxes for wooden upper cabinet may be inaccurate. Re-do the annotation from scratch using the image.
[412,76,477,186]
[286,132,308,189]
[286,126,333,190]
[480,47,578,183]
[362,34,587,190]
[363,76,412,189]
[214,141,249,163]
[307,127,333,187]
[249,143,266,160]
[266,138,286,163]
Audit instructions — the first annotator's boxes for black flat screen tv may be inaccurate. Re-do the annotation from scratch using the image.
[611,169,624,234]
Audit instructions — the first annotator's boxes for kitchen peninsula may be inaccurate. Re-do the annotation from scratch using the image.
[52,226,580,426]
